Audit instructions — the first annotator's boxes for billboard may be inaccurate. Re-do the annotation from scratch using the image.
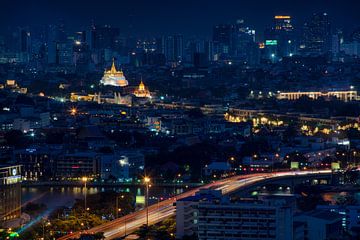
[265,40,278,46]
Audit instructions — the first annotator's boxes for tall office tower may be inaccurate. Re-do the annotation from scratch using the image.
[302,13,332,55]
[19,29,31,53]
[274,15,293,32]
[204,40,214,62]
[47,23,68,64]
[0,36,5,54]
[233,19,256,63]
[213,24,235,59]
[57,39,74,65]
[86,23,97,50]
[74,31,87,44]
[160,34,184,62]
[73,39,90,69]
[19,28,32,63]
[184,39,205,62]
[264,16,295,60]
[91,25,120,50]
[0,165,22,228]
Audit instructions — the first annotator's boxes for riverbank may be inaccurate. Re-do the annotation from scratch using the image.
[21,181,204,188]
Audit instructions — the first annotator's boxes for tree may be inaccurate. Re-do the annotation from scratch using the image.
[5,130,27,147]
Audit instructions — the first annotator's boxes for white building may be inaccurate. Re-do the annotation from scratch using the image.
[176,189,296,240]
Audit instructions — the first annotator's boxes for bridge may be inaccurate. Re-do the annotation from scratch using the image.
[58,170,332,240]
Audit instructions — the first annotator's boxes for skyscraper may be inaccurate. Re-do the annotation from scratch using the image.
[92,25,120,50]
[20,29,31,53]
[302,13,332,55]
[213,24,235,59]
[264,16,296,60]
[232,19,256,63]
[159,35,184,62]
[274,15,293,32]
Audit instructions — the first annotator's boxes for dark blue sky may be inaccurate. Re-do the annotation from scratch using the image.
[1,0,360,38]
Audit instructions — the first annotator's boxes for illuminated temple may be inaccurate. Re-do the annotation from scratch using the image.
[100,59,128,87]
[133,80,151,98]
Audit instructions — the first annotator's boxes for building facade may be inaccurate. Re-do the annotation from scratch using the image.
[176,190,295,240]
[0,165,22,228]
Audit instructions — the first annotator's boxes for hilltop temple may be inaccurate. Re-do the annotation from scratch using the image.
[100,59,128,87]
[133,80,151,98]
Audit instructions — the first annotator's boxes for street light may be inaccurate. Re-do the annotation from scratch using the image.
[70,107,77,116]
[115,195,125,219]
[144,176,151,226]
[82,177,88,211]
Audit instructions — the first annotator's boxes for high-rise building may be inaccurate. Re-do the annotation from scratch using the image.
[159,35,184,62]
[92,25,120,50]
[47,23,68,64]
[204,40,214,62]
[19,29,31,53]
[57,39,74,65]
[264,16,296,60]
[302,13,332,55]
[0,165,22,228]
[274,16,293,32]
[213,24,235,59]
[233,19,257,63]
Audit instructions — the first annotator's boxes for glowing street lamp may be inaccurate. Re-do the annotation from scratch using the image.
[82,177,88,211]
[70,107,77,116]
[144,176,151,226]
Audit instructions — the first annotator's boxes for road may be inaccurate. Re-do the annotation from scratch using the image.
[57,170,331,240]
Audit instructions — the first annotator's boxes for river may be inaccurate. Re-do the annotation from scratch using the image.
[21,186,186,210]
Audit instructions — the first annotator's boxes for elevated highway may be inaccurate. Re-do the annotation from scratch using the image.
[58,170,332,240]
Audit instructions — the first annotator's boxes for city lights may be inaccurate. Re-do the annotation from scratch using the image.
[1,2,359,240]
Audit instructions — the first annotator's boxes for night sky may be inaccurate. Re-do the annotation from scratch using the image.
[1,0,360,38]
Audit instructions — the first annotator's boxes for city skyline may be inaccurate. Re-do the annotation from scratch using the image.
[1,0,360,38]
[2,1,360,240]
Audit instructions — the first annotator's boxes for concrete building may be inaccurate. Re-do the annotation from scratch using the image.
[277,90,358,102]
[56,152,99,179]
[176,189,296,240]
[176,189,222,239]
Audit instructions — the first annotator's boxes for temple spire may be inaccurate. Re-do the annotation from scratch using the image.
[139,77,145,91]
[111,58,117,73]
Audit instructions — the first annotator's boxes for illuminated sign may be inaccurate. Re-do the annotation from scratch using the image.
[290,161,299,169]
[136,195,145,205]
[265,40,278,46]
[5,175,21,184]
[275,16,291,19]
[331,162,340,170]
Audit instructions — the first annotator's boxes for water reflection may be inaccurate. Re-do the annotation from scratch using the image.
[22,186,184,210]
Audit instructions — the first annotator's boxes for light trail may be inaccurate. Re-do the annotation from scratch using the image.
[58,170,331,240]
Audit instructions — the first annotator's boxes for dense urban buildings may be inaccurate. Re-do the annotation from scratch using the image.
[1,1,360,240]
